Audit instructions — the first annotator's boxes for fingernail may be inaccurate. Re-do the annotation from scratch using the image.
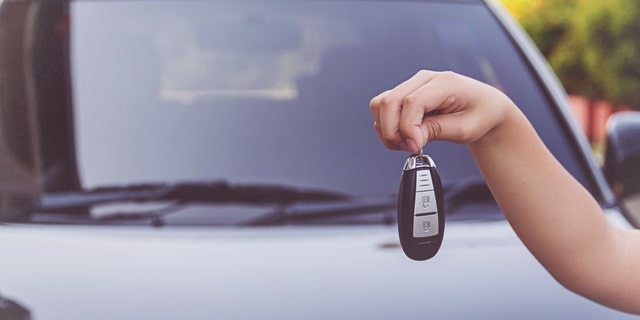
[421,124,430,142]
[407,139,418,153]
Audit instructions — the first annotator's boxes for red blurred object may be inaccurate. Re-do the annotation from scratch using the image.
[568,95,632,145]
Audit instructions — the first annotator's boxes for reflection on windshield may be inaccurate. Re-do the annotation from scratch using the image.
[155,11,360,104]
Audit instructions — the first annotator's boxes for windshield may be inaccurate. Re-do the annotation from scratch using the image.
[69,0,592,190]
[4,0,597,224]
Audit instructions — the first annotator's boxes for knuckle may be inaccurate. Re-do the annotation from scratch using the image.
[440,70,457,79]
[369,94,382,111]
[401,94,418,109]
[438,71,460,85]
[397,123,411,138]
[446,93,459,106]
[380,128,396,142]
[380,128,403,147]
[377,93,395,109]
[383,140,400,150]
[415,69,429,78]
[369,98,378,111]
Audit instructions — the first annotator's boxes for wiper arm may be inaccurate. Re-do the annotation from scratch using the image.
[36,181,349,214]
[444,176,495,214]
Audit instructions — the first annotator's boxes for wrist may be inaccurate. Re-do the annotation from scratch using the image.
[470,95,523,148]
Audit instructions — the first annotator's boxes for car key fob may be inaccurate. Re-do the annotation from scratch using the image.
[398,152,445,261]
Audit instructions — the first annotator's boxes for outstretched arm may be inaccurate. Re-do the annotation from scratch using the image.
[370,70,640,314]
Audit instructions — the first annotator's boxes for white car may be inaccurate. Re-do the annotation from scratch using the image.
[0,0,638,319]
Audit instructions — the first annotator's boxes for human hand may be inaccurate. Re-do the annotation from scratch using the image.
[369,70,515,153]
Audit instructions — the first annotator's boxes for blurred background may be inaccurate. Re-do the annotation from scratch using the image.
[499,0,640,152]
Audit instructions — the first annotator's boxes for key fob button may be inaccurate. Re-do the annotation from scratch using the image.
[414,214,439,238]
[416,170,434,192]
[414,189,437,215]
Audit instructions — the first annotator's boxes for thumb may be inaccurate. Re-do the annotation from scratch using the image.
[422,112,476,144]
[421,116,441,144]
[404,115,442,151]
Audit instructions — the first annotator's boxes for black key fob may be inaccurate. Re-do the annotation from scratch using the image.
[398,153,445,261]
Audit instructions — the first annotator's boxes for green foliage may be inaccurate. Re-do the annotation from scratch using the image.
[500,0,640,109]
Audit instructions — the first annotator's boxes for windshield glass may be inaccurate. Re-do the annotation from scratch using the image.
[61,0,595,219]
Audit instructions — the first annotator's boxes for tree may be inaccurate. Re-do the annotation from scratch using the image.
[500,0,640,110]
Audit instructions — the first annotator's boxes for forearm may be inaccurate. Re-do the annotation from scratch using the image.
[469,100,640,313]
[372,70,640,314]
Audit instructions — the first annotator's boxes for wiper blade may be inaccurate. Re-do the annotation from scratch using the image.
[37,181,349,213]
[444,176,495,214]
[243,177,494,225]
[246,177,496,226]
[244,197,397,226]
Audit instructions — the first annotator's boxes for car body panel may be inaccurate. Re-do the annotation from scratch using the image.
[0,0,636,319]
[0,210,635,320]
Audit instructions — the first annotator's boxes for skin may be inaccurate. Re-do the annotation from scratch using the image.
[370,70,640,315]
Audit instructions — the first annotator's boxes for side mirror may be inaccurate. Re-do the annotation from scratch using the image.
[603,111,640,226]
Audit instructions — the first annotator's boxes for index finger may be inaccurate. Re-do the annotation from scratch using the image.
[373,70,439,150]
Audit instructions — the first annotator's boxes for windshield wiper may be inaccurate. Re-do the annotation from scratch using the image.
[31,182,394,227]
[246,177,496,226]
[36,181,349,214]
[30,178,494,226]
[248,177,498,226]
[244,197,397,226]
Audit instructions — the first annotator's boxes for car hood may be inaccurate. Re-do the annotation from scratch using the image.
[0,212,635,320]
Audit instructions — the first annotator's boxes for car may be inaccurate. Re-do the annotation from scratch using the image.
[0,0,639,319]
